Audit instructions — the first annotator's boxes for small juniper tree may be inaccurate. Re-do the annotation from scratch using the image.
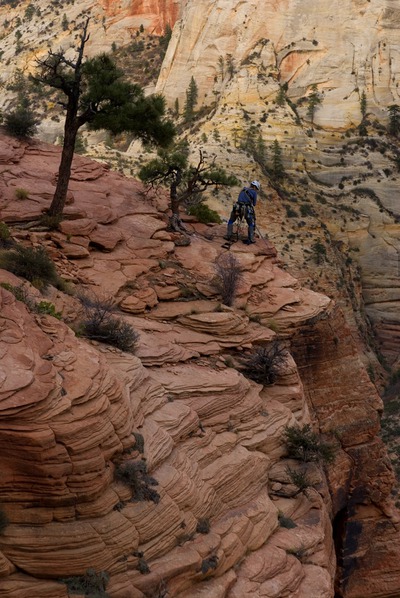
[388,104,400,137]
[311,238,326,264]
[276,83,288,107]
[4,98,37,138]
[271,139,285,180]
[139,144,238,231]
[360,90,367,118]
[306,84,322,124]
[183,76,198,122]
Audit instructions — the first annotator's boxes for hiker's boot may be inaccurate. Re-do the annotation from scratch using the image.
[224,223,234,241]
[243,225,256,244]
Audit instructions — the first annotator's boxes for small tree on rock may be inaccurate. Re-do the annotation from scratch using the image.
[32,18,174,218]
[306,84,322,124]
[139,143,238,231]
[183,76,198,122]
[388,104,400,137]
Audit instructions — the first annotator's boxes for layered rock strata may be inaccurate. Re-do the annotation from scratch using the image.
[0,133,398,597]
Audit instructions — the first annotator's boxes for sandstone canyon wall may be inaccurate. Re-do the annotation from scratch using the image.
[0,133,399,597]
[154,0,400,366]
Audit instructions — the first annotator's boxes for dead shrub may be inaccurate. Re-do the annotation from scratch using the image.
[77,292,139,353]
[240,341,287,385]
[213,252,242,306]
[115,460,160,504]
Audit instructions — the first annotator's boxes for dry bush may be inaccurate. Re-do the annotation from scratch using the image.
[77,292,139,353]
[240,341,287,385]
[213,252,242,306]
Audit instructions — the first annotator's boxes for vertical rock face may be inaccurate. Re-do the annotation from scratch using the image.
[291,307,400,598]
[99,0,181,34]
[157,0,400,124]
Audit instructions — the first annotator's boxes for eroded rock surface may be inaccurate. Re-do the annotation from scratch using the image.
[0,134,398,597]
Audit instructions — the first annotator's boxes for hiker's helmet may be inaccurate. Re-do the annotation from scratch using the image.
[250,180,260,190]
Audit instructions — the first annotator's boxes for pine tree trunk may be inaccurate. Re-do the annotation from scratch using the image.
[48,110,79,218]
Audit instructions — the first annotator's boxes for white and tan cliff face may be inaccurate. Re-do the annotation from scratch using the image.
[157,0,400,126]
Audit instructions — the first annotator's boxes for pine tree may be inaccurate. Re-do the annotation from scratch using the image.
[183,76,198,122]
[31,18,174,218]
[271,139,285,180]
[276,83,288,107]
[360,90,367,118]
[306,84,322,124]
[388,104,400,137]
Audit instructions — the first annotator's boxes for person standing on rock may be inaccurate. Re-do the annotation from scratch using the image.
[224,180,260,245]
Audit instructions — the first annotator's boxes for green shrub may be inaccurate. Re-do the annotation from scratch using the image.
[60,569,110,597]
[286,466,313,495]
[285,205,298,218]
[78,294,139,353]
[0,222,13,248]
[201,554,218,574]
[196,518,210,534]
[278,511,297,529]
[14,187,29,200]
[0,245,60,289]
[115,460,160,504]
[283,423,335,463]
[240,341,287,385]
[4,104,37,138]
[187,203,221,224]
[36,301,62,319]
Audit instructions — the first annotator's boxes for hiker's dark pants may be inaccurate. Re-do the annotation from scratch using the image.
[227,204,255,241]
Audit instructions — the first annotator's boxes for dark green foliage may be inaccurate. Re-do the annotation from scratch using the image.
[0,508,9,534]
[196,518,210,534]
[0,245,60,288]
[306,84,322,123]
[283,423,335,463]
[271,139,285,180]
[80,54,174,144]
[159,23,172,53]
[187,203,221,224]
[276,85,287,106]
[137,557,150,574]
[278,512,297,529]
[4,102,37,138]
[213,253,242,307]
[139,144,237,226]
[61,13,69,30]
[32,20,174,218]
[360,90,367,118]
[388,104,400,137]
[240,342,287,386]
[183,76,198,122]
[286,467,313,495]
[60,568,110,597]
[311,238,326,264]
[78,294,139,353]
[201,555,218,574]
[36,301,62,319]
[299,203,314,217]
[115,460,160,503]
[0,222,13,248]
[285,205,298,218]
[133,432,145,453]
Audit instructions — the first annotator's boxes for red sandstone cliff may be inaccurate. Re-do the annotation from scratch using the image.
[0,132,398,597]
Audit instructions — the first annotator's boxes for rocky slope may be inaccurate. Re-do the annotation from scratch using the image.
[0,132,399,597]
[1,0,400,369]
